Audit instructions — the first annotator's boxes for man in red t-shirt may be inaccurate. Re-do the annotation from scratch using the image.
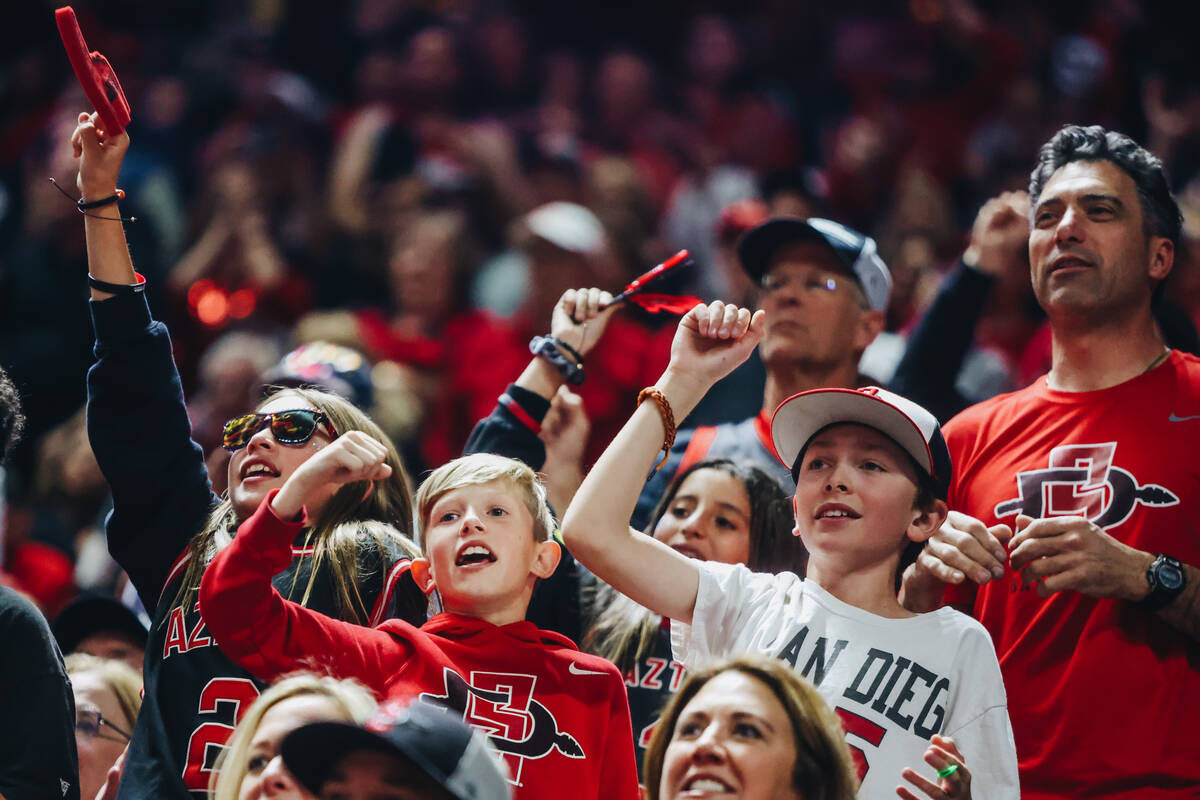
[902,126,1200,798]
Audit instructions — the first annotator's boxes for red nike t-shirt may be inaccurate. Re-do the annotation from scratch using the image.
[944,350,1200,798]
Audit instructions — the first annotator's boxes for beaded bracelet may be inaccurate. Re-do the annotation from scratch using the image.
[637,387,676,471]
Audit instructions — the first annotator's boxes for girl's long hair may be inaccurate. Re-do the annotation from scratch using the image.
[583,459,803,671]
[174,387,417,624]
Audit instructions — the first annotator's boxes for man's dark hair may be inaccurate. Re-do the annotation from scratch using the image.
[1030,125,1183,248]
[0,366,24,465]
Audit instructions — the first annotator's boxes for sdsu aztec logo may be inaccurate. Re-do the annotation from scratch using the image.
[994,443,1178,528]
[420,667,583,785]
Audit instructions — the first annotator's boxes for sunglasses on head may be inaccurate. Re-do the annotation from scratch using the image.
[222,409,337,452]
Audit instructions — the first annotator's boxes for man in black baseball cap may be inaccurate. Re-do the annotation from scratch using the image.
[53,591,149,672]
[281,699,511,800]
[633,215,892,528]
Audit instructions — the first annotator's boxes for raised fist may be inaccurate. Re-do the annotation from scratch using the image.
[963,191,1031,278]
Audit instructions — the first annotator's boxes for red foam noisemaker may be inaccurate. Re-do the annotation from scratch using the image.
[55,6,132,135]
[602,249,702,315]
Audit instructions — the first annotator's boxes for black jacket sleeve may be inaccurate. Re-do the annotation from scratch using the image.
[890,262,996,423]
[463,384,551,470]
[0,586,80,800]
[86,292,219,610]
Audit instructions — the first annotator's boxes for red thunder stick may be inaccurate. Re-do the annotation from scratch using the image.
[607,250,690,305]
[55,6,132,135]
[600,250,702,314]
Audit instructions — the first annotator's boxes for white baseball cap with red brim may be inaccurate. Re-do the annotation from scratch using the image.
[770,386,952,499]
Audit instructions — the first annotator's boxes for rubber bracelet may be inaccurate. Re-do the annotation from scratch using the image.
[88,272,147,295]
[78,189,125,210]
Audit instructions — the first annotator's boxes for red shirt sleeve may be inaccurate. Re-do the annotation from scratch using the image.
[599,670,641,799]
[197,491,413,695]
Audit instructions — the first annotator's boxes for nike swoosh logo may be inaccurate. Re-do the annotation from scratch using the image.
[1169,413,1200,422]
[568,662,607,676]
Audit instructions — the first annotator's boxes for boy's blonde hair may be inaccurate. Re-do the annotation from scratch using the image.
[415,453,554,549]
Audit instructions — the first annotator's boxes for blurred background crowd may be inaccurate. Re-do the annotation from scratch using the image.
[1,0,1198,622]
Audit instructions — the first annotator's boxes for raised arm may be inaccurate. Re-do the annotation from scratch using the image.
[464,287,617,511]
[73,112,137,298]
[891,191,1030,422]
[561,302,764,623]
[75,112,219,605]
[199,433,404,692]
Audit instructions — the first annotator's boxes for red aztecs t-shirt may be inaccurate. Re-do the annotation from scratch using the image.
[944,350,1200,799]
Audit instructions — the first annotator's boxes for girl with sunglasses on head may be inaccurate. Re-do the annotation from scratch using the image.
[70,112,421,800]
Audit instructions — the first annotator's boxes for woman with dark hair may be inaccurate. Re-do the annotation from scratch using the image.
[643,654,858,800]
[71,111,422,800]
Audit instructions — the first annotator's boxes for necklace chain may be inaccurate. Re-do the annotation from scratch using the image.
[1143,347,1171,375]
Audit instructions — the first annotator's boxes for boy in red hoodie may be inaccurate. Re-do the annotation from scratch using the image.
[199,451,638,798]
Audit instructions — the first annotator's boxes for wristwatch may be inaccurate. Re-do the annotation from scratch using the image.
[1142,554,1186,612]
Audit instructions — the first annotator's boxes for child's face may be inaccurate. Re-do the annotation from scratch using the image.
[228,394,338,521]
[792,423,924,568]
[652,467,752,565]
[418,479,557,617]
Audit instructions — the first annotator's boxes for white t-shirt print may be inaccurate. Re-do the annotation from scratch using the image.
[672,562,1019,799]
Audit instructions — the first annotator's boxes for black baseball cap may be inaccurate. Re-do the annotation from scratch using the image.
[53,592,149,655]
[282,699,511,800]
[737,217,893,311]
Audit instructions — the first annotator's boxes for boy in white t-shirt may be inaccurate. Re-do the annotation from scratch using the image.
[562,301,1018,800]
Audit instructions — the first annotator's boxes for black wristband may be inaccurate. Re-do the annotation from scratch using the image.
[550,336,584,364]
[78,191,124,210]
[88,272,147,295]
[529,336,585,386]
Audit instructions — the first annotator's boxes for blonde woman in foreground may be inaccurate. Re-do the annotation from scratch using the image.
[209,673,377,800]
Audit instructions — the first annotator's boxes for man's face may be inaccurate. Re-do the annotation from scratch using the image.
[756,242,878,371]
[1029,159,1173,318]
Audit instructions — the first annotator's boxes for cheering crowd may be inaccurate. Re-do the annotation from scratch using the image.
[1,2,1199,799]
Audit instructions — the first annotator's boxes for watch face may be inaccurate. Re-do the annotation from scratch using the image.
[1159,562,1185,592]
